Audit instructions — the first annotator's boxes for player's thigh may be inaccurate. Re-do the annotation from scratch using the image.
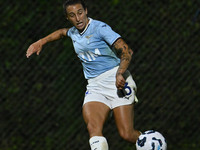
[113,104,135,131]
[82,102,110,126]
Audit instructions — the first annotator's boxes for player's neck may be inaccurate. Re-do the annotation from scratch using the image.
[79,17,90,34]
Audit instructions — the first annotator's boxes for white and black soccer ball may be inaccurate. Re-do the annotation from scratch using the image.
[136,130,167,150]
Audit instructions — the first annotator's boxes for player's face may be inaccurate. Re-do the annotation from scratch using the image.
[66,3,88,32]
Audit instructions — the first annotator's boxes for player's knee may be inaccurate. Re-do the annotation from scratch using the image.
[119,129,139,143]
[87,121,102,135]
[119,130,132,142]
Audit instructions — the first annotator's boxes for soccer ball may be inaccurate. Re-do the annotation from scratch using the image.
[136,130,167,150]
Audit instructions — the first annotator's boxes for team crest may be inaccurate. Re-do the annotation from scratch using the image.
[85,35,93,39]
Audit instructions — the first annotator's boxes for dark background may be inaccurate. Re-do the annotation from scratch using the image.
[0,0,199,149]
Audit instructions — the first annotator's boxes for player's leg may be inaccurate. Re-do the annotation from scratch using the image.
[82,102,110,150]
[113,104,141,144]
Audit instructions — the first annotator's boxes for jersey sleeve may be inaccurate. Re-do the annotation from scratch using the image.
[97,23,121,46]
[67,28,71,37]
[67,27,75,37]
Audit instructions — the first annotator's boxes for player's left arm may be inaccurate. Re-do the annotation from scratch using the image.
[113,38,133,89]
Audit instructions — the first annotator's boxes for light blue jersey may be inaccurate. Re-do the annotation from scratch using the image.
[67,18,121,79]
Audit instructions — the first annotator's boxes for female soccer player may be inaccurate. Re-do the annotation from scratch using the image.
[26,0,141,149]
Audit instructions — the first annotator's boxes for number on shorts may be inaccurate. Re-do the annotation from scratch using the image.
[124,82,132,95]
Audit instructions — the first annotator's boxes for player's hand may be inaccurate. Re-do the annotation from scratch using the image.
[116,73,126,89]
[26,40,43,58]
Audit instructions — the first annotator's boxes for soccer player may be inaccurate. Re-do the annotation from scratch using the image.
[26,0,141,149]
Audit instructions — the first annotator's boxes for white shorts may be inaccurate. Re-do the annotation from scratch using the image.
[83,66,138,109]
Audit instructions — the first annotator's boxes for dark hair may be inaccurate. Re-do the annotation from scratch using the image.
[63,0,87,15]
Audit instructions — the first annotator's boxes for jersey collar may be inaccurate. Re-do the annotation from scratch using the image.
[79,18,92,35]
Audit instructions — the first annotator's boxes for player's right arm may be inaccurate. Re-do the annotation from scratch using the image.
[26,28,69,58]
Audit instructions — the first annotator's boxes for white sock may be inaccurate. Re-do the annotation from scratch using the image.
[89,136,109,150]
